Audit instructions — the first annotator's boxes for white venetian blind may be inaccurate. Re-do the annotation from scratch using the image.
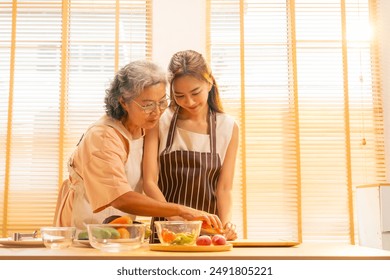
[208,0,385,243]
[0,0,151,237]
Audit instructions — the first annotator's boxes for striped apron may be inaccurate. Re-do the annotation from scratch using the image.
[149,108,222,243]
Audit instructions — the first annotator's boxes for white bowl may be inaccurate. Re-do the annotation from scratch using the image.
[154,221,201,245]
[40,227,76,249]
[87,224,145,252]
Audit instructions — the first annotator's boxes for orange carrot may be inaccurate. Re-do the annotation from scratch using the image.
[108,215,132,225]
[117,227,130,239]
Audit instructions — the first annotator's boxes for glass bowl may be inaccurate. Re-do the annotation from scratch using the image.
[87,224,145,252]
[154,221,202,245]
[40,227,76,249]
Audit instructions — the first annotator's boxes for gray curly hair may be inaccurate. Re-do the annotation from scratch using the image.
[104,60,167,119]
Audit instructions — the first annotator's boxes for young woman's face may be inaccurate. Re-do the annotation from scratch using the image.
[121,82,167,130]
[172,75,212,115]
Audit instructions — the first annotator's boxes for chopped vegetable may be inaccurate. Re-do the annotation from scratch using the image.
[78,230,89,240]
[92,227,112,239]
[108,216,132,225]
[102,215,121,224]
[161,228,176,243]
[117,227,130,239]
[144,226,152,239]
[105,227,120,239]
[171,232,196,245]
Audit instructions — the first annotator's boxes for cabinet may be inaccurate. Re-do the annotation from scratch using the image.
[356,184,390,250]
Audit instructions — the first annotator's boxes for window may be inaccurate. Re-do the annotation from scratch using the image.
[0,0,151,236]
[208,0,384,242]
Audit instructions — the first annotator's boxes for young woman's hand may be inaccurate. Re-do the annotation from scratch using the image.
[223,222,237,241]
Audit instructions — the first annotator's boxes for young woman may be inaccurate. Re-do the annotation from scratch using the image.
[143,50,239,242]
[55,60,222,232]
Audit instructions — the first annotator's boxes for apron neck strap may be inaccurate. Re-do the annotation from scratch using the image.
[163,107,217,154]
[210,110,217,153]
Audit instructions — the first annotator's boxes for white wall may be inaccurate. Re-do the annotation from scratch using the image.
[152,0,206,69]
[378,0,390,178]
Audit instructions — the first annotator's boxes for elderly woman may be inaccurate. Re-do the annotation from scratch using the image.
[55,60,222,232]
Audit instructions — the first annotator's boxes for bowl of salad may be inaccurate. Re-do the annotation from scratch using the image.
[154,221,201,246]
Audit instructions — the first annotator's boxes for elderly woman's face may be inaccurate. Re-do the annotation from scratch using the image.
[121,82,167,130]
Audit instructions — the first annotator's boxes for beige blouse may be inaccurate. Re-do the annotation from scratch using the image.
[57,115,144,229]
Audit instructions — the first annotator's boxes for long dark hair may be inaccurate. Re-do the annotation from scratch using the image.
[168,50,223,113]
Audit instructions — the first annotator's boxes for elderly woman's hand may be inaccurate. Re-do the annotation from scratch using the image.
[179,206,223,232]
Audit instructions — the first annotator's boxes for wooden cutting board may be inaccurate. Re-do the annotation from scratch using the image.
[149,243,233,252]
[229,239,300,247]
[0,238,44,247]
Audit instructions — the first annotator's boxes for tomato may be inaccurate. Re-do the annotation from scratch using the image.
[161,228,176,243]
[201,221,221,234]
[196,235,212,246]
[201,221,211,229]
[211,234,226,245]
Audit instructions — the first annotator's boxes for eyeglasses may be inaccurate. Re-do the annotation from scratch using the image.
[132,97,169,114]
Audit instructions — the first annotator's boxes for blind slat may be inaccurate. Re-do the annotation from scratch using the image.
[209,0,384,243]
[0,0,151,236]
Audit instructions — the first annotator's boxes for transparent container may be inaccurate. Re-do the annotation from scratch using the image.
[87,224,145,252]
[40,227,76,249]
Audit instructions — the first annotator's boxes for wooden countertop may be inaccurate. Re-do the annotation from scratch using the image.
[1,242,390,260]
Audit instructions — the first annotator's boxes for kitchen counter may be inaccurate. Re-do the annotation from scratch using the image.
[1,242,390,260]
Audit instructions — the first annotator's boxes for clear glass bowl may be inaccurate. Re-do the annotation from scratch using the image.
[40,227,76,249]
[87,224,145,252]
[154,221,202,245]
